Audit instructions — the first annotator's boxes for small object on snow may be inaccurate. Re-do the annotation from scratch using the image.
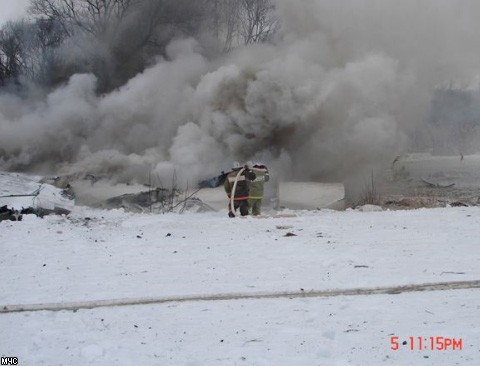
[356,204,383,212]
[276,225,293,230]
[284,232,297,237]
[0,205,22,222]
[450,201,468,207]
[421,178,455,188]
[397,199,416,208]
[166,233,172,237]
[137,235,142,239]
[354,265,369,268]
[243,339,263,345]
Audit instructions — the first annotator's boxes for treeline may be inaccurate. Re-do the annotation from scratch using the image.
[0,0,277,92]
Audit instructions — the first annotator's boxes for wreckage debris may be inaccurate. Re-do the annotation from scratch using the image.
[103,188,174,212]
[100,187,216,213]
[1,172,75,218]
[0,205,22,222]
[421,178,455,189]
[450,201,469,207]
[0,205,74,222]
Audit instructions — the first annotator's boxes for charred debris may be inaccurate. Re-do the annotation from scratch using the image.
[0,171,216,223]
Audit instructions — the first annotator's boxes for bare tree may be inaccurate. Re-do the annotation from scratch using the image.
[0,18,66,87]
[29,0,135,37]
[28,0,208,91]
[0,22,29,85]
[1,0,275,90]
[239,0,277,45]
[206,0,277,52]
[31,18,66,84]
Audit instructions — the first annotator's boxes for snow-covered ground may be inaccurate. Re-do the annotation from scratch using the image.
[1,206,480,365]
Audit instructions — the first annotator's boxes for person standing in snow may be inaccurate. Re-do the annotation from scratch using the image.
[224,162,256,218]
[248,163,270,216]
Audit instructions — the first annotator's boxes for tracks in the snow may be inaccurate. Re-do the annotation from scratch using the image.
[2,279,480,314]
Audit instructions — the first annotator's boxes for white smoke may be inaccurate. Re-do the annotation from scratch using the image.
[2,0,480,186]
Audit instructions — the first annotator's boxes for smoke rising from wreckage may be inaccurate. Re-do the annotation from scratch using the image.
[1,1,480,202]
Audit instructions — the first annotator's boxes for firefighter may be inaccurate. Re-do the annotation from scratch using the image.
[224,162,256,218]
[248,163,270,216]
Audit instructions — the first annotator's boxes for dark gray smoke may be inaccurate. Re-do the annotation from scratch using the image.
[2,0,480,186]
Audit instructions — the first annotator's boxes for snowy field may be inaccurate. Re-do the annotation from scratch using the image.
[1,206,480,365]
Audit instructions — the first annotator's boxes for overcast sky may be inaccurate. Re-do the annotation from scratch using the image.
[0,0,30,26]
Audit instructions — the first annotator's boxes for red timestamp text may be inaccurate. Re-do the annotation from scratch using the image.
[390,336,463,351]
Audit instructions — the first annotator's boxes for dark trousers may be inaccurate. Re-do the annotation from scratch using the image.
[229,200,249,216]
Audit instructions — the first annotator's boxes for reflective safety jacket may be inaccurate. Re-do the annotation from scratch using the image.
[249,166,269,199]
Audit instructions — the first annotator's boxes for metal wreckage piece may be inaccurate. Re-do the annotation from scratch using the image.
[101,187,215,213]
[0,172,75,222]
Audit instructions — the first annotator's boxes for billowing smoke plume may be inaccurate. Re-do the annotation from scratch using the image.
[2,0,480,186]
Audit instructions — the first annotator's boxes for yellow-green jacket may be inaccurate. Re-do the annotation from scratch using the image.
[249,166,269,199]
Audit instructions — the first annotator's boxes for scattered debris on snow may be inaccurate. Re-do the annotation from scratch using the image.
[0,172,75,220]
[0,205,22,222]
[101,188,215,213]
[356,204,384,212]
[421,178,455,188]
